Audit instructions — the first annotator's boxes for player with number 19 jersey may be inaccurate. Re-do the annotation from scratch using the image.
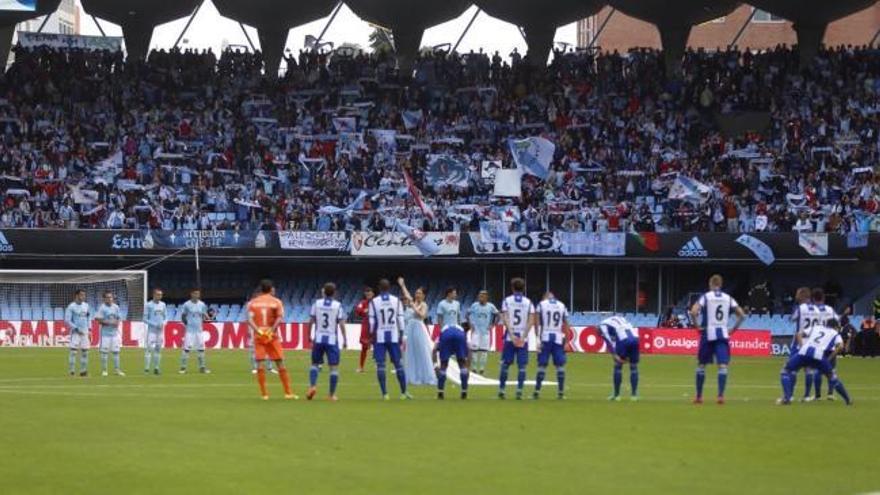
[535,296,568,399]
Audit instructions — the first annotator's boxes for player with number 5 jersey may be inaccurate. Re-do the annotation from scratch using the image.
[308,283,348,401]
[689,274,745,405]
[498,277,535,400]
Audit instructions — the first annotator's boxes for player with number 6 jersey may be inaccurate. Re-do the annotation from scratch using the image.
[689,274,745,405]
[534,293,569,400]
[247,280,295,400]
[307,283,348,401]
[498,277,535,400]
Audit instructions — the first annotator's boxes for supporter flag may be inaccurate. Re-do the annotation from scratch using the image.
[735,234,775,266]
[394,219,440,257]
[480,220,511,244]
[426,154,470,189]
[492,169,522,197]
[491,204,521,223]
[508,137,554,180]
[630,230,660,252]
[846,231,868,249]
[401,110,423,130]
[332,117,357,133]
[798,233,828,256]
[403,168,434,220]
[318,190,367,215]
[668,176,712,203]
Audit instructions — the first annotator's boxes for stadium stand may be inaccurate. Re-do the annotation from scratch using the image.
[0,44,876,234]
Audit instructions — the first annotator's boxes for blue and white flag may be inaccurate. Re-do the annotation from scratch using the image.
[491,204,521,223]
[846,231,868,249]
[480,220,511,244]
[668,176,712,204]
[798,233,828,256]
[508,136,555,180]
[735,234,775,266]
[332,117,357,133]
[393,219,440,257]
[401,110,423,130]
[426,154,470,189]
[318,190,367,215]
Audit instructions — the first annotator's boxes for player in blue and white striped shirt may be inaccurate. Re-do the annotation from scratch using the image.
[599,315,640,401]
[369,279,410,400]
[799,288,841,401]
[143,289,167,375]
[778,319,851,405]
[65,289,91,377]
[307,283,348,401]
[534,293,569,400]
[498,278,535,400]
[689,274,745,405]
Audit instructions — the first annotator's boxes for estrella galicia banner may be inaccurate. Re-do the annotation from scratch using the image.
[144,230,270,249]
[278,231,348,251]
[469,232,559,254]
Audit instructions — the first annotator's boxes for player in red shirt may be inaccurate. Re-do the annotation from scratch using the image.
[355,286,375,373]
[247,279,295,400]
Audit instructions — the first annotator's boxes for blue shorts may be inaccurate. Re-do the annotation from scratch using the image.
[698,337,730,365]
[501,341,528,367]
[537,341,566,368]
[784,354,833,375]
[311,342,340,366]
[614,339,640,364]
[373,342,402,368]
[438,328,468,364]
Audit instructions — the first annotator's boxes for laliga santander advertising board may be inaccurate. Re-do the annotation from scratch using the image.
[0,320,771,357]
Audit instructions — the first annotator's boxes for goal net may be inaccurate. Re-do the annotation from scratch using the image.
[0,270,147,322]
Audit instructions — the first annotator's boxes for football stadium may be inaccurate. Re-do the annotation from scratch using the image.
[1,1,879,494]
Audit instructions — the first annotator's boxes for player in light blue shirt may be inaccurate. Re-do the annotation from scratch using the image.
[64,289,91,377]
[143,288,167,375]
[95,291,124,376]
[435,288,461,329]
[179,289,211,374]
[467,291,498,375]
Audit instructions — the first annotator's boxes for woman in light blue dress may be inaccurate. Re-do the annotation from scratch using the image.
[398,277,437,386]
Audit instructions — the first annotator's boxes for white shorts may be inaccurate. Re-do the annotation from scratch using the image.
[99,333,121,353]
[69,331,90,350]
[183,332,205,351]
[145,330,164,349]
[470,332,491,351]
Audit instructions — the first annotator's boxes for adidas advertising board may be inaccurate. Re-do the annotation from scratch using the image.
[677,236,708,257]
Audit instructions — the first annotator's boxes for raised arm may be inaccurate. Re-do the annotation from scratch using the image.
[397,277,412,304]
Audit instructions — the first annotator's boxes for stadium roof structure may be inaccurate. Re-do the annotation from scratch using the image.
[0,0,876,74]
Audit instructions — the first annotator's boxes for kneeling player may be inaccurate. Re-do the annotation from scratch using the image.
[307,283,348,401]
[248,280,295,400]
[599,315,640,401]
[778,320,851,405]
[535,292,568,400]
[433,323,470,400]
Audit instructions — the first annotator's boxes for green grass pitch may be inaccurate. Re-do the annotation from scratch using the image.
[0,349,877,495]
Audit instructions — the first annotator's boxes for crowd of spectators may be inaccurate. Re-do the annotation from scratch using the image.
[0,42,877,233]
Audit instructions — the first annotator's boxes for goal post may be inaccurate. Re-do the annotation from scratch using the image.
[0,270,148,322]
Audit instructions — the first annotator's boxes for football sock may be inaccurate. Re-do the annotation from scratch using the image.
[377,366,387,395]
[437,369,447,391]
[557,367,566,394]
[278,367,292,395]
[535,367,546,392]
[613,363,623,396]
[695,367,706,398]
[629,364,638,395]
[257,368,267,397]
[718,367,728,397]
[309,365,319,387]
[329,370,339,395]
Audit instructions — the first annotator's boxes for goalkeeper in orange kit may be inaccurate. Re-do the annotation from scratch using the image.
[247,279,296,400]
